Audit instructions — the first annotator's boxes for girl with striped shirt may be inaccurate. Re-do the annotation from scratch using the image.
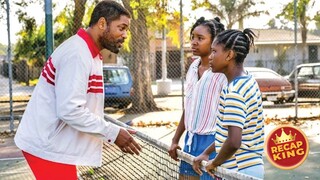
[168,17,227,179]
[192,29,265,179]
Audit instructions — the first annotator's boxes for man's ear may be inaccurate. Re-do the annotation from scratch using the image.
[98,17,107,30]
[226,50,235,61]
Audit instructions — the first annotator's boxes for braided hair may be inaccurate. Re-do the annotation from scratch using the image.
[214,28,256,64]
[190,16,225,42]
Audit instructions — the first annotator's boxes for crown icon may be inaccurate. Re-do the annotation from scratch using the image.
[272,128,296,145]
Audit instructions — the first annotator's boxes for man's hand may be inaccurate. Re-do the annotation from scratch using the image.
[192,153,209,176]
[114,128,142,155]
[168,143,181,161]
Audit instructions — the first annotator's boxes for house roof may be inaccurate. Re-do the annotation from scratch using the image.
[154,28,320,50]
[252,29,320,45]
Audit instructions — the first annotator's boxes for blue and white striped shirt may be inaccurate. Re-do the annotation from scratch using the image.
[215,74,264,171]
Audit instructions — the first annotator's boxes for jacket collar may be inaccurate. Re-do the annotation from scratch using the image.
[77,28,101,59]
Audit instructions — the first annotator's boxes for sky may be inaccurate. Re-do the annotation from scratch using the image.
[0,1,68,45]
[0,0,319,45]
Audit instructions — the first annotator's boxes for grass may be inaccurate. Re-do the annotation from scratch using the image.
[20,78,39,86]
[0,78,36,102]
[0,95,30,102]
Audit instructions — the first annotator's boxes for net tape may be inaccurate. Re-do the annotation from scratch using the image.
[78,115,262,180]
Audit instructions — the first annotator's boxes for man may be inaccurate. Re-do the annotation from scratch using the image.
[14,1,141,179]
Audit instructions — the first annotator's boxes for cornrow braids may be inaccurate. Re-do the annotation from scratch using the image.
[214,28,256,64]
[190,16,225,41]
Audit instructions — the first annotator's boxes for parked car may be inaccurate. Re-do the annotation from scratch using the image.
[103,65,133,108]
[285,62,320,98]
[245,67,295,104]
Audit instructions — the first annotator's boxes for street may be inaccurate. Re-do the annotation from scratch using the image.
[0,75,320,179]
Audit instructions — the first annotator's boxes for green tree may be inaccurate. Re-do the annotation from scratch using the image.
[255,59,264,67]
[314,11,320,31]
[0,0,5,20]
[275,45,289,75]
[267,18,276,29]
[13,0,182,113]
[191,0,267,29]
[14,0,46,66]
[122,0,163,112]
[54,5,74,46]
[72,0,88,34]
[13,0,94,66]
[277,0,319,63]
[54,1,97,46]
[14,24,46,67]
[123,0,185,112]
[0,43,7,55]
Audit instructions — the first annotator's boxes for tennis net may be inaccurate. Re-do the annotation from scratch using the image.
[77,116,262,180]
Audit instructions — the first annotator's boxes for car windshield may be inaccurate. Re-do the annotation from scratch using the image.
[248,70,280,78]
[315,66,320,76]
[103,69,129,85]
[298,67,313,77]
[289,65,320,78]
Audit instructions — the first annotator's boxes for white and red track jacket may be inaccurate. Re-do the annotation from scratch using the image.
[14,29,121,166]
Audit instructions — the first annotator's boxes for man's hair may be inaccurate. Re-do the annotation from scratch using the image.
[89,0,131,27]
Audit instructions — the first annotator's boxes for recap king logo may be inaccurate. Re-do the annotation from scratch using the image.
[265,125,309,170]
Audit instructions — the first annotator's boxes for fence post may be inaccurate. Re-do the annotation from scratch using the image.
[6,0,14,132]
[179,0,185,110]
[294,0,298,118]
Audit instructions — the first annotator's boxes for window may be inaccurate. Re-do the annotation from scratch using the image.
[314,66,320,76]
[103,69,129,85]
[298,67,313,77]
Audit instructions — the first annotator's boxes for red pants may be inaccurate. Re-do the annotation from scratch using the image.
[22,151,77,180]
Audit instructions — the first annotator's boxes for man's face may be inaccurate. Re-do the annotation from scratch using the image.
[99,15,130,54]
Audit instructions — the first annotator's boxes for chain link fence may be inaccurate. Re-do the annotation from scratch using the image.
[1,1,320,129]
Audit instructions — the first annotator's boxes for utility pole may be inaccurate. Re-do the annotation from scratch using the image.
[45,0,54,59]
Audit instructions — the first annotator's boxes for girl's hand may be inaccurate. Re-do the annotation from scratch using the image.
[205,160,218,178]
[192,153,209,176]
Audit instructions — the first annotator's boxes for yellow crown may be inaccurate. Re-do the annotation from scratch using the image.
[272,128,296,145]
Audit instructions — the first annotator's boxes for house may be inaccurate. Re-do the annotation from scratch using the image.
[246,29,320,74]
[117,28,320,79]
[148,28,196,80]
[150,28,320,78]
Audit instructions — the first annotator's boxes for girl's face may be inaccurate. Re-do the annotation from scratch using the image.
[190,25,212,57]
[209,41,230,73]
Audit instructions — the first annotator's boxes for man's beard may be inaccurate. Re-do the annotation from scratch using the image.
[99,28,124,54]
